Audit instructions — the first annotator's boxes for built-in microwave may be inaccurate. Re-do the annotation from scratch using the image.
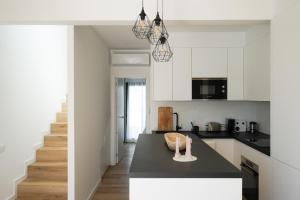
[192,78,227,99]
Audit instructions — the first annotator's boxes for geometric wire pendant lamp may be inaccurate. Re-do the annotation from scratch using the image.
[132,0,151,39]
[152,0,173,62]
[152,33,173,62]
[147,0,169,45]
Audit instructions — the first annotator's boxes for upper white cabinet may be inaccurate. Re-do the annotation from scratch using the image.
[153,48,192,101]
[244,35,270,101]
[153,59,173,101]
[152,34,270,102]
[192,48,228,78]
[173,48,192,101]
[228,48,244,100]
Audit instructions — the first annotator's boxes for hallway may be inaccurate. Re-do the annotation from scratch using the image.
[92,144,135,200]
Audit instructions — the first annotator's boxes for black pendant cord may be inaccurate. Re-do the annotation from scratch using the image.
[140,0,146,20]
[155,0,161,24]
[161,0,165,35]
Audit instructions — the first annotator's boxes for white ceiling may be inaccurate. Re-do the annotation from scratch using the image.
[92,26,150,49]
[92,21,269,49]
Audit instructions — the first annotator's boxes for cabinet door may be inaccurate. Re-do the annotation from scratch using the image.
[215,139,235,164]
[153,60,173,101]
[202,139,216,150]
[173,48,192,101]
[192,48,228,78]
[244,35,270,101]
[228,48,244,100]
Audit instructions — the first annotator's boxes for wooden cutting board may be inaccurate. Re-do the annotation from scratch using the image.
[158,107,173,131]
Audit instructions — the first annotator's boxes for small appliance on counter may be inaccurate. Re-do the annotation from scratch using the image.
[190,122,199,134]
[226,118,236,133]
[235,120,247,132]
[249,121,258,133]
[206,122,222,132]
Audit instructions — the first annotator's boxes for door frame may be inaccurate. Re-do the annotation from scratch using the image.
[110,66,150,165]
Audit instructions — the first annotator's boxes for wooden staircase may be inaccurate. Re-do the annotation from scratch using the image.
[17,103,68,200]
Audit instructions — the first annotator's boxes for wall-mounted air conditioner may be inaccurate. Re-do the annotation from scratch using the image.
[111,50,150,66]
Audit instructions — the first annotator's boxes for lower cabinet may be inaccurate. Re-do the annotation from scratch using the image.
[202,139,272,200]
[202,139,235,165]
[234,140,272,200]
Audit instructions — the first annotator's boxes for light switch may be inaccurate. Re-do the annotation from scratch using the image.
[0,144,5,154]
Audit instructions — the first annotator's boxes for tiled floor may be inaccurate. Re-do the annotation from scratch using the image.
[92,144,135,200]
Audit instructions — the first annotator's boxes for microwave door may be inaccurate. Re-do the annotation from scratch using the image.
[192,79,227,99]
[200,80,215,99]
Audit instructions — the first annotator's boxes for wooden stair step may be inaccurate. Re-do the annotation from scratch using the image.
[44,135,67,147]
[51,122,67,135]
[36,147,67,162]
[28,162,67,182]
[61,103,67,113]
[17,180,67,200]
[56,112,68,122]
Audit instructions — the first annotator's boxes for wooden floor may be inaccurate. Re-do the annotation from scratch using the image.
[92,144,135,200]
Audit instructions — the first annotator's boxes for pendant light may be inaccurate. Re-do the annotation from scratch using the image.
[152,0,173,62]
[132,0,151,39]
[147,0,169,45]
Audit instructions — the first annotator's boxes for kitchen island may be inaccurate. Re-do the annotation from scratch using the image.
[129,134,242,200]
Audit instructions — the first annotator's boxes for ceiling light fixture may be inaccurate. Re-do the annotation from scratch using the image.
[132,0,151,39]
[152,0,173,62]
[147,0,169,45]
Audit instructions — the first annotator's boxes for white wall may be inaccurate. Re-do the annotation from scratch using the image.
[151,101,269,132]
[271,0,300,199]
[169,32,245,48]
[74,26,110,200]
[0,0,273,22]
[0,25,68,199]
[67,26,75,200]
[255,102,270,134]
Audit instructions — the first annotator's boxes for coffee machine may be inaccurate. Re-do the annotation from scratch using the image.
[226,119,236,133]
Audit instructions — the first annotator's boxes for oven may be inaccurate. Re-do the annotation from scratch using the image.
[241,156,259,200]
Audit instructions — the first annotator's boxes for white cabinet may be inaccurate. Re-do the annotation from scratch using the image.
[244,35,270,101]
[215,139,235,164]
[202,139,235,164]
[228,48,244,100]
[202,139,216,150]
[153,59,173,101]
[152,48,192,101]
[152,45,269,101]
[192,48,228,78]
[173,48,192,101]
[204,139,272,200]
[234,140,272,200]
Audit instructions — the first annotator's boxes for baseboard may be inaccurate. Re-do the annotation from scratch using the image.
[86,177,102,200]
[6,142,43,200]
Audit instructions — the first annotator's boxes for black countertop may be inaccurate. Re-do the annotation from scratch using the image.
[129,134,241,178]
[153,130,270,156]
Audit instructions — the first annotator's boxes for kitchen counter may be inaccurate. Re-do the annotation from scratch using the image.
[129,134,242,200]
[130,134,241,178]
[153,130,270,156]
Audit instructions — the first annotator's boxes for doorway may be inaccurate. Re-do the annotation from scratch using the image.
[115,78,147,162]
